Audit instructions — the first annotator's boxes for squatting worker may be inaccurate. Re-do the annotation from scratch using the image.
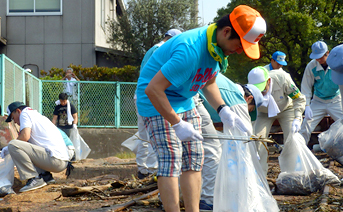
[327,44,343,109]
[248,66,306,177]
[136,5,266,212]
[299,41,343,144]
[4,102,69,193]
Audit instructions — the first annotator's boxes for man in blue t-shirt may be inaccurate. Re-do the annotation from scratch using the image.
[136,5,266,211]
[134,29,182,180]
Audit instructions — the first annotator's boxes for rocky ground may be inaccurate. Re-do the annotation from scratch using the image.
[1,152,343,212]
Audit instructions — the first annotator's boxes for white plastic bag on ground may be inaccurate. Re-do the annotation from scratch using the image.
[0,154,14,188]
[70,128,91,161]
[276,133,340,195]
[318,119,343,165]
[213,127,279,212]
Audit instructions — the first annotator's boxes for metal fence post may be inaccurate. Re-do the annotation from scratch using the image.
[77,81,80,127]
[115,82,121,128]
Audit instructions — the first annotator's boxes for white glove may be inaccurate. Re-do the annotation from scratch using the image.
[1,146,9,158]
[304,106,313,120]
[218,106,249,133]
[292,118,301,133]
[72,124,77,129]
[172,119,203,141]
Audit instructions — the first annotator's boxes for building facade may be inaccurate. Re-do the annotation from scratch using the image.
[0,0,125,77]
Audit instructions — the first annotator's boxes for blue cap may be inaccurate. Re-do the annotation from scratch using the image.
[245,84,264,121]
[327,44,343,85]
[310,41,328,59]
[272,51,287,66]
[165,29,182,37]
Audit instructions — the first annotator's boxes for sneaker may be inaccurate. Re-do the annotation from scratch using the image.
[0,186,15,197]
[19,177,47,193]
[137,171,149,179]
[199,200,213,212]
[40,172,56,184]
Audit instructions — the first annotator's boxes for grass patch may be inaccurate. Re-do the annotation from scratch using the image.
[115,151,136,159]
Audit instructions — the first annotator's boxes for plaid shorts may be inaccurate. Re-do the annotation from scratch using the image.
[143,108,204,177]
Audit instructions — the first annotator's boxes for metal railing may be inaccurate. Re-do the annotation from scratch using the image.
[41,80,138,128]
[0,54,41,115]
[0,54,138,128]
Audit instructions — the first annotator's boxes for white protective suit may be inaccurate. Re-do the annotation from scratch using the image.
[299,59,343,144]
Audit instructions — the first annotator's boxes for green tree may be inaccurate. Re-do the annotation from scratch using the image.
[216,0,343,86]
[107,0,200,65]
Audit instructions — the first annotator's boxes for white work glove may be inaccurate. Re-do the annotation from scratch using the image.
[0,146,9,159]
[218,106,249,133]
[72,124,77,129]
[292,118,301,133]
[304,106,313,120]
[172,119,203,141]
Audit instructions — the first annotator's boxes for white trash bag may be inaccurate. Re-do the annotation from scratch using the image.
[213,127,279,212]
[318,119,343,165]
[276,133,340,195]
[121,132,140,154]
[0,154,14,188]
[70,128,91,161]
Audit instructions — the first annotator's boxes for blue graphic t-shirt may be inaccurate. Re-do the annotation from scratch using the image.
[137,26,219,117]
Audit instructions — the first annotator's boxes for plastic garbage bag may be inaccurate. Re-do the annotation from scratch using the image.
[276,133,340,195]
[318,119,343,165]
[0,154,14,188]
[121,132,139,154]
[69,128,91,161]
[213,126,279,212]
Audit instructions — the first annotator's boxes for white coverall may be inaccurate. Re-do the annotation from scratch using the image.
[254,69,306,176]
[134,95,158,175]
[299,59,343,144]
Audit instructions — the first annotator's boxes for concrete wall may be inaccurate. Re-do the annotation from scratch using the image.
[78,128,137,159]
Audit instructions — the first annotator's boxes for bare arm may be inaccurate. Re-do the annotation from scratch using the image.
[17,128,31,142]
[201,76,225,111]
[145,70,180,125]
[52,115,58,125]
[72,113,78,124]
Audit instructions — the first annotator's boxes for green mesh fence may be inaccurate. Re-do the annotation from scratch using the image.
[0,54,41,115]
[0,54,137,128]
[41,80,138,128]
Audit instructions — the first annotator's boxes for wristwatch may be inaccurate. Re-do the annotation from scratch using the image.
[217,104,227,114]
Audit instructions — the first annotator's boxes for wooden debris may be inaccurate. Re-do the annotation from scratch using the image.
[109,183,157,196]
[61,183,112,197]
[110,189,159,212]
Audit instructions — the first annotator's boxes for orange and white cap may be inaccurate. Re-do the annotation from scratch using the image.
[229,5,266,59]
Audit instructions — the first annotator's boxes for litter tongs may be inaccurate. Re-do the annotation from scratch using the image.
[202,134,276,144]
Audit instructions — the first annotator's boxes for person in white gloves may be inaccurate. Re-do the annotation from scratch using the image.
[52,93,78,137]
[299,41,343,144]
[248,66,306,176]
[136,5,266,211]
[134,29,182,179]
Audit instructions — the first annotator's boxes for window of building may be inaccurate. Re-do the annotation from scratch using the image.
[7,0,62,16]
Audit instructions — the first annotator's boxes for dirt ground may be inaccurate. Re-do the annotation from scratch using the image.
[1,152,343,212]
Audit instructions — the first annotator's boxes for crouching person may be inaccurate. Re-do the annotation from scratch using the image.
[5,102,69,193]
